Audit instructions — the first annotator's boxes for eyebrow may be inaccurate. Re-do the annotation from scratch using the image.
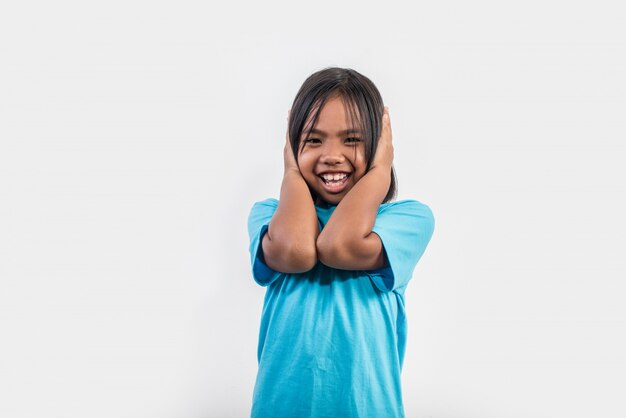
[304,128,361,136]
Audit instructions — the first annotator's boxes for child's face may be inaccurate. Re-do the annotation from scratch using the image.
[297,95,368,206]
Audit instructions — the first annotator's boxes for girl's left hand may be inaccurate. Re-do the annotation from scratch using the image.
[371,106,394,171]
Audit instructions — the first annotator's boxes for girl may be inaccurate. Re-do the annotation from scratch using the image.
[247,67,435,417]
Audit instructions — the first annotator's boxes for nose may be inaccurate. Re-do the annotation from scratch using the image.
[320,141,346,165]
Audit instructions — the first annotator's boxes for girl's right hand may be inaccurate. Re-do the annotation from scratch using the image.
[283,109,300,174]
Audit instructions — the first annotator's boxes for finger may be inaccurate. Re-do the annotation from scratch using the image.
[382,107,392,142]
[382,107,390,125]
[382,109,390,130]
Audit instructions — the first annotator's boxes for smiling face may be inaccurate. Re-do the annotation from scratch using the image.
[297,94,368,206]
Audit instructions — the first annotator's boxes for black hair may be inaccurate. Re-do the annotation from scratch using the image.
[288,66,397,204]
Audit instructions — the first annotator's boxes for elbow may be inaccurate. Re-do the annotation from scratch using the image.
[316,235,344,269]
[283,240,318,273]
[263,232,317,274]
[270,241,317,274]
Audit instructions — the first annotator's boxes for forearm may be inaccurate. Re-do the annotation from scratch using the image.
[267,169,319,264]
[317,166,391,249]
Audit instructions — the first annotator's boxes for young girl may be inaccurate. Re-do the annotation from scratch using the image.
[247,67,435,417]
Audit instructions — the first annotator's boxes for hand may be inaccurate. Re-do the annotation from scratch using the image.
[371,106,394,171]
[283,109,300,173]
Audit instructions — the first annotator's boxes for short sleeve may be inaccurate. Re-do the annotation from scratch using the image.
[365,200,435,292]
[247,198,285,286]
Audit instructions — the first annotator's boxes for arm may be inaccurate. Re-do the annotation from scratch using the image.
[262,119,319,274]
[316,167,390,270]
[316,107,394,270]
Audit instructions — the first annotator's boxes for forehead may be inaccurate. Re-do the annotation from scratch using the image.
[304,95,362,132]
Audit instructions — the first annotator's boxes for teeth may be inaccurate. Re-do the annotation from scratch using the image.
[321,173,348,181]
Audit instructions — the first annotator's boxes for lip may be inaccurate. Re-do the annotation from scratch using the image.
[318,173,351,193]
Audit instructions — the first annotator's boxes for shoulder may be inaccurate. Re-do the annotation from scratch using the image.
[248,198,280,228]
[379,199,434,221]
[377,199,435,236]
[373,199,436,246]
[252,197,279,207]
[250,197,278,214]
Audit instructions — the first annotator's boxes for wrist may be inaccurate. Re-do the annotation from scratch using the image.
[368,165,392,196]
[369,164,392,178]
[284,167,302,177]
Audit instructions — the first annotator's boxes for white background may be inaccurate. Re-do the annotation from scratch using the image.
[1,0,625,417]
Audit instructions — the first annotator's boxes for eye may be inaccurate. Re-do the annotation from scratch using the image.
[346,137,361,143]
[303,138,321,144]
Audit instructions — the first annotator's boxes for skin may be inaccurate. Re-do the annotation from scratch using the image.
[269,96,395,272]
[259,110,320,274]
[314,100,394,270]
[295,95,369,206]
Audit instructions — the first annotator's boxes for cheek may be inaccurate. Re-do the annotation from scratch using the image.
[297,155,316,177]
[353,148,367,171]
[297,151,311,166]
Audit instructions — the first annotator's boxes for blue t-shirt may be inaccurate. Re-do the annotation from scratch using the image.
[247,198,435,418]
